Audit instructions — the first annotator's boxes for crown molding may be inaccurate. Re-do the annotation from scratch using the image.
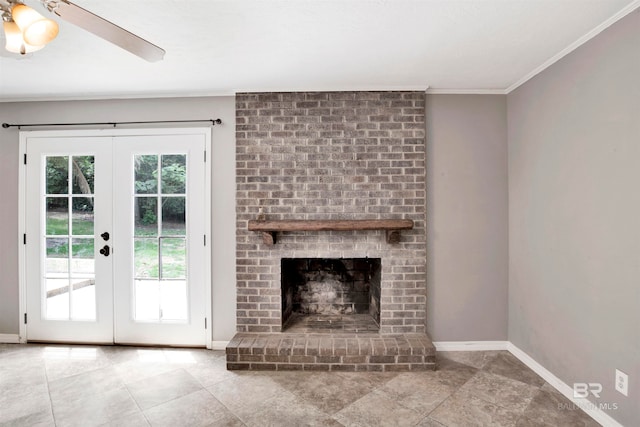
[506,0,640,94]
[426,88,507,95]
[0,90,237,103]
[232,86,431,94]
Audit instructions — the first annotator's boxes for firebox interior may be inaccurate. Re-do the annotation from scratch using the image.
[281,258,381,332]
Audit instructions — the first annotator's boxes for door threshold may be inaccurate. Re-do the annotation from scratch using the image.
[27,340,206,349]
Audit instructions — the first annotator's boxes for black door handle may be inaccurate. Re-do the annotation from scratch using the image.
[101,232,110,241]
[99,245,110,257]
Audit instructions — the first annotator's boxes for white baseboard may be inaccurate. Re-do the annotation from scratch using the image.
[0,334,20,344]
[433,341,624,426]
[211,340,229,351]
[434,341,509,351]
[507,343,623,427]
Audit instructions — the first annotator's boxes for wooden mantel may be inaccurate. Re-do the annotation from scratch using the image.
[248,219,414,245]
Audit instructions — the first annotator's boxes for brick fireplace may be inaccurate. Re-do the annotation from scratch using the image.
[228,91,435,371]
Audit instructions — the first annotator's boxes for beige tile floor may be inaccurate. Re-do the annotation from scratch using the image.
[0,344,600,427]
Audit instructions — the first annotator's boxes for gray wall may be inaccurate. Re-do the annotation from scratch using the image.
[1,93,512,344]
[508,10,640,426]
[426,95,509,341]
[0,96,237,343]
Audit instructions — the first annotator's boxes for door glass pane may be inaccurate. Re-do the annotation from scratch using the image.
[133,152,189,323]
[161,197,185,236]
[71,238,94,275]
[135,197,158,236]
[46,156,68,194]
[71,156,95,195]
[72,198,94,235]
[46,238,68,275]
[135,238,159,279]
[71,278,96,320]
[46,197,68,235]
[45,237,70,320]
[135,280,160,321]
[46,278,70,320]
[43,154,97,323]
[161,281,187,320]
[161,238,186,279]
[135,155,158,194]
[161,155,186,194]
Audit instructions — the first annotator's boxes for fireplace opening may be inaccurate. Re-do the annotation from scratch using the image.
[281,258,381,332]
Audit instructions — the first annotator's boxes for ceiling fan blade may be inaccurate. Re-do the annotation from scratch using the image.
[50,0,165,62]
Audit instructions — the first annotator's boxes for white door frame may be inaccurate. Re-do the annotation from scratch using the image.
[18,127,213,349]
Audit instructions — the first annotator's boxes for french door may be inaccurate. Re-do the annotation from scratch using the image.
[22,129,209,346]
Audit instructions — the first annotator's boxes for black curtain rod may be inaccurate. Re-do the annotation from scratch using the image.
[2,118,222,129]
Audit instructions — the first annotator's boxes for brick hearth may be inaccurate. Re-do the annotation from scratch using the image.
[231,91,434,370]
[227,333,436,372]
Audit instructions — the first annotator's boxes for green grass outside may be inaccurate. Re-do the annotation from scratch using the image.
[47,216,185,237]
[47,217,94,236]
[46,217,186,279]
[46,239,94,258]
[134,238,186,279]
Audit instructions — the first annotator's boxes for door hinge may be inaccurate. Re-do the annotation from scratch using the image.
[24,313,27,324]
[205,318,207,329]
[204,235,206,246]
[23,154,27,165]
[204,151,207,162]
[23,234,26,245]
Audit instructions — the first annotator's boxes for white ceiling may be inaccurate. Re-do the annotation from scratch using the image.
[0,0,637,101]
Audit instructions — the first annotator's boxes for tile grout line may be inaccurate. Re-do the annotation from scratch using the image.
[455,353,543,425]
[126,367,202,414]
[201,377,250,426]
[43,353,58,427]
[511,387,547,427]
[418,371,478,427]
[102,348,151,426]
[413,352,505,426]
[121,373,153,426]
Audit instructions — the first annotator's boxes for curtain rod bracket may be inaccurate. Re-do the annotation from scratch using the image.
[2,118,223,129]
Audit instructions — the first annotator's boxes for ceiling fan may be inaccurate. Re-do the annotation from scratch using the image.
[0,0,165,61]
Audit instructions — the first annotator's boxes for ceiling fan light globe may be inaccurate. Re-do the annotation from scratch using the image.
[24,19,59,45]
[11,4,59,46]
[3,21,44,54]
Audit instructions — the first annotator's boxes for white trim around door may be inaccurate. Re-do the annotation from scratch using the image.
[18,127,212,348]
